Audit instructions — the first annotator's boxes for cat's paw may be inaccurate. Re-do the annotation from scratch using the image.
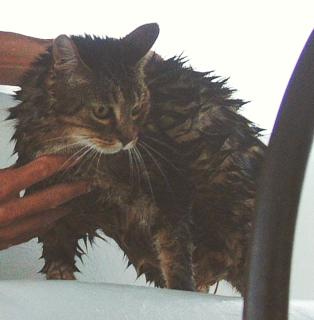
[196,284,210,293]
[166,276,196,291]
[46,261,76,280]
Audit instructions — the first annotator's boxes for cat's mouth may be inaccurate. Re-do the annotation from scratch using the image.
[122,138,138,151]
[90,137,139,154]
[89,138,124,154]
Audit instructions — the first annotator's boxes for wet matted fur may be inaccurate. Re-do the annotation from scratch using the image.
[8,23,265,294]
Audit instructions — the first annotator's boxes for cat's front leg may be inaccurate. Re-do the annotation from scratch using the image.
[153,216,195,291]
[38,208,82,280]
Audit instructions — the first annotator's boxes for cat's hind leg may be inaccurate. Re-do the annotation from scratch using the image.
[193,245,231,293]
[153,215,195,291]
[226,265,247,296]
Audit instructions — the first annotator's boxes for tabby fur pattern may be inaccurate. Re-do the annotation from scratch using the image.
[8,23,265,294]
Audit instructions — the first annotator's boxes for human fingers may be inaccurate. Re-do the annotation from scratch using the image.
[0,180,91,226]
[0,155,76,201]
[0,31,52,86]
[0,207,68,250]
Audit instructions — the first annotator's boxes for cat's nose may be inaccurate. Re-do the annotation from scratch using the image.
[118,133,135,146]
[117,126,138,147]
[122,138,138,150]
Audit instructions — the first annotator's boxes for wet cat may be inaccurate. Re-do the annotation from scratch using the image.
[9,23,265,294]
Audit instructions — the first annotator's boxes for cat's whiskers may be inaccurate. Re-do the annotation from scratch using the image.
[127,150,134,188]
[47,141,85,157]
[34,142,86,180]
[132,147,144,192]
[130,149,141,190]
[58,144,91,178]
[72,145,95,177]
[138,142,174,196]
[38,135,90,162]
[133,146,155,202]
[40,135,87,144]
[56,138,92,167]
[87,149,100,174]
[96,151,103,173]
[144,135,180,155]
[37,135,87,147]
[78,138,110,174]
[140,140,181,173]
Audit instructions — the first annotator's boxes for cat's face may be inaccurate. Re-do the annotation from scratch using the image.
[43,24,158,156]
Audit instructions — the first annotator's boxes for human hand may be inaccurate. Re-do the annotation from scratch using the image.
[0,31,52,86]
[0,155,91,250]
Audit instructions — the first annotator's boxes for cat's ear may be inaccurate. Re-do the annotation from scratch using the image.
[123,23,159,65]
[52,35,90,81]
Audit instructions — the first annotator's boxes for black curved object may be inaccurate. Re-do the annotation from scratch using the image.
[243,30,314,320]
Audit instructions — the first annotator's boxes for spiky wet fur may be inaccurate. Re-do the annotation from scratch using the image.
[8,28,265,294]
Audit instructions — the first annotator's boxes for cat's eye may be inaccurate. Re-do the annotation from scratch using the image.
[131,105,141,117]
[93,105,110,119]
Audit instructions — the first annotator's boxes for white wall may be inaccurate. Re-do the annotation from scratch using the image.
[0,0,313,298]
